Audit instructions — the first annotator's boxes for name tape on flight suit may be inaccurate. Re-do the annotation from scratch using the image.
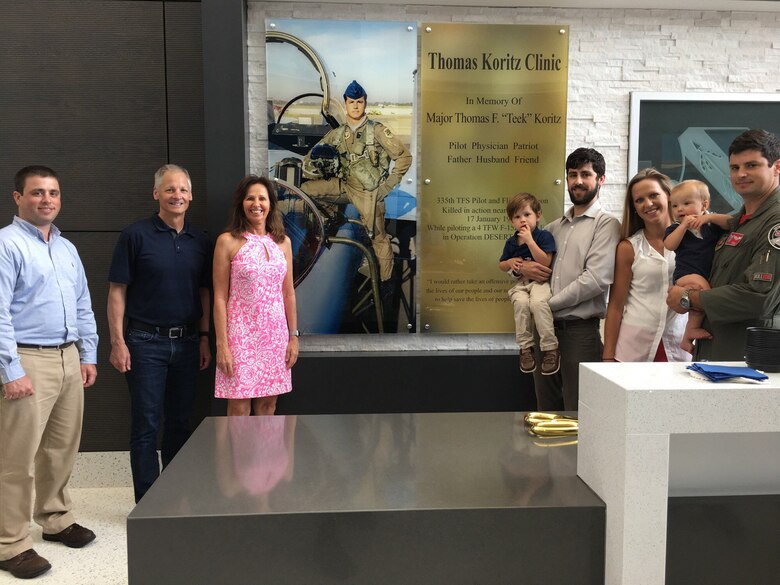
[725,232,744,246]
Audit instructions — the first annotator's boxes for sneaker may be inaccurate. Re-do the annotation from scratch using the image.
[0,549,51,579]
[541,349,561,376]
[519,348,536,373]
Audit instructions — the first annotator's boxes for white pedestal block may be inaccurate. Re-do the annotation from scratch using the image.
[577,361,780,585]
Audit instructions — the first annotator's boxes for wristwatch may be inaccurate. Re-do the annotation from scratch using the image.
[680,289,692,311]
[289,329,301,338]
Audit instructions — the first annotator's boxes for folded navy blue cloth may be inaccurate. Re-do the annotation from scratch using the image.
[687,363,768,382]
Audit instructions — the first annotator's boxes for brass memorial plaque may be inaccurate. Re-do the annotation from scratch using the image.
[419,23,569,333]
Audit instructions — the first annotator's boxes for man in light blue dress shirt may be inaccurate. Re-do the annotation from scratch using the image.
[0,166,99,580]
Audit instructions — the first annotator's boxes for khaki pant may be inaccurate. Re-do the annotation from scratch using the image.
[302,177,394,281]
[0,345,83,560]
[508,280,557,351]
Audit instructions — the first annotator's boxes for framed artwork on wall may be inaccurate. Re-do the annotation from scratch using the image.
[629,92,780,213]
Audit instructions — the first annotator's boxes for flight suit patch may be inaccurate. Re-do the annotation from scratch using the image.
[724,232,744,246]
[752,272,773,282]
[768,223,780,250]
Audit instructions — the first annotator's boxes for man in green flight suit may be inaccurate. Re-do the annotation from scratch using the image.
[302,80,412,286]
[667,128,780,360]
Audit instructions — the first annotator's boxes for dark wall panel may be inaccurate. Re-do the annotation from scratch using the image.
[0,1,210,451]
[66,232,132,451]
[202,0,248,240]
[0,0,169,229]
[165,1,208,230]
[269,352,537,417]
[667,495,780,585]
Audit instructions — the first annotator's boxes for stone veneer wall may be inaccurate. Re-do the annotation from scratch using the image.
[246,2,780,351]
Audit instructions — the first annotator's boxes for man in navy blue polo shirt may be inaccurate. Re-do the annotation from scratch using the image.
[107,164,212,503]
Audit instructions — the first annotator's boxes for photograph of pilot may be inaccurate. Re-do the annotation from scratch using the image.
[265,19,416,335]
[302,80,412,294]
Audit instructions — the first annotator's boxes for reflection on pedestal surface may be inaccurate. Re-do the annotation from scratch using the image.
[128,412,605,585]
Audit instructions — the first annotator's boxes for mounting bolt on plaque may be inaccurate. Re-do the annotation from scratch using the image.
[424,178,431,185]
[424,324,431,330]
[554,179,562,185]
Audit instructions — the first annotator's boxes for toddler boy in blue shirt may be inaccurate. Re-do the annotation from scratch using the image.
[498,192,560,375]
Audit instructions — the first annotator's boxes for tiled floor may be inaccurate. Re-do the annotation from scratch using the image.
[0,453,134,585]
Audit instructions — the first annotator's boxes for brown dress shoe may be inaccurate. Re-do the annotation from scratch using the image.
[541,348,561,376]
[42,523,96,548]
[519,348,536,373]
[0,549,51,579]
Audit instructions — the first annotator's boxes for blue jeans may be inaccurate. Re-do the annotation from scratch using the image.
[125,329,200,502]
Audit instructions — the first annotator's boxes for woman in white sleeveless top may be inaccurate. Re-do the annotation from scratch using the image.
[603,168,690,362]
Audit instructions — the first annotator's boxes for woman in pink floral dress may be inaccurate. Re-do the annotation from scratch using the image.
[213,176,298,415]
